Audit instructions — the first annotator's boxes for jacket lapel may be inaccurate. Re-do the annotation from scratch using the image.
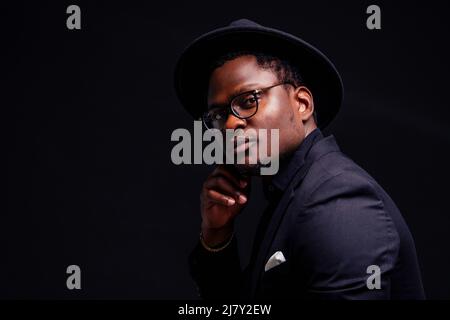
[249,135,341,298]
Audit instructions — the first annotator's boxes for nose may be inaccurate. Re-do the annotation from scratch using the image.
[223,113,247,130]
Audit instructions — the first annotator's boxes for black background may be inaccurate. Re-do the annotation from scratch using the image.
[4,0,450,299]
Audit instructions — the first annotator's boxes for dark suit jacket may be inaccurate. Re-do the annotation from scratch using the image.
[189,130,425,300]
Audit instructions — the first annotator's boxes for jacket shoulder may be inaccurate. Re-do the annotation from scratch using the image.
[299,149,379,202]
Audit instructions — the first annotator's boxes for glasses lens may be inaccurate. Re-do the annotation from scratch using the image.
[203,109,227,129]
[231,92,258,118]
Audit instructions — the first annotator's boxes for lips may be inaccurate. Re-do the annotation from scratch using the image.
[233,137,257,155]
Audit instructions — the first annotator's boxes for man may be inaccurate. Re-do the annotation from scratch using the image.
[174,19,425,299]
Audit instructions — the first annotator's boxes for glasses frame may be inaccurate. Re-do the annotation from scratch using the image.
[202,82,294,129]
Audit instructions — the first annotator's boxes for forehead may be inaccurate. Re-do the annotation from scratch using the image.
[207,55,278,106]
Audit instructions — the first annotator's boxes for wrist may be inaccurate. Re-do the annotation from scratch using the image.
[200,224,234,248]
[199,229,234,253]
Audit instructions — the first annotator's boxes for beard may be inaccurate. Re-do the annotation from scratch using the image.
[222,129,282,176]
[232,156,282,176]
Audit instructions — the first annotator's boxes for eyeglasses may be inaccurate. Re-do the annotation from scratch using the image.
[202,82,294,130]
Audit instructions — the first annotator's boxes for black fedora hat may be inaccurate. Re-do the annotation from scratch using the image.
[174,18,343,129]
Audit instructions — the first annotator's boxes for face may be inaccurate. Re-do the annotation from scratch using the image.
[207,55,315,174]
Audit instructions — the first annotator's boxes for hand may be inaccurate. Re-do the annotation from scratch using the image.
[200,165,251,246]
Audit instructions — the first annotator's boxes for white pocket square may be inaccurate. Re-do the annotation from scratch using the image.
[264,251,286,272]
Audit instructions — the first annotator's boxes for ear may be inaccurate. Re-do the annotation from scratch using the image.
[294,86,315,122]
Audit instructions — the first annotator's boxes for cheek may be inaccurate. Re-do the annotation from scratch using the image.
[253,96,294,130]
[248,97,301,153]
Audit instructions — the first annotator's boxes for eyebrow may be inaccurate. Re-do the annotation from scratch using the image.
[207,84,260,110]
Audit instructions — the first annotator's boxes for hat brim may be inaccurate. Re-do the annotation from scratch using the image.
[174,24,343,129]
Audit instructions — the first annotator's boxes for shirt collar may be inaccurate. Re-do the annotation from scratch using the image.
[264,128,323,201]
